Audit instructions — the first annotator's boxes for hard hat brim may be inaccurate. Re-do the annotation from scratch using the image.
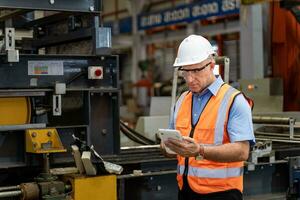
[173,52,217,67]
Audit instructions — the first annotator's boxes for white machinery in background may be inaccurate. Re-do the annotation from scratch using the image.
[135,97,171,142]
[239,78,284,114]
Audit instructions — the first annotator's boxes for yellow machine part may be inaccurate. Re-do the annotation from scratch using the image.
[68,175,117,200]
[0,97,31,125]
[26,128,66,153]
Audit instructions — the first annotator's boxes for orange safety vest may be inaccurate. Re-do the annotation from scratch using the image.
[174,84,246,194]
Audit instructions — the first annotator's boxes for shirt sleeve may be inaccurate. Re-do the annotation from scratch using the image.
[227,94,256,146]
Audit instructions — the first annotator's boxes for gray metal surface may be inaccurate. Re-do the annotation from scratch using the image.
[88,92,120,155]
[0,0,100,13]
[244,162,288,197]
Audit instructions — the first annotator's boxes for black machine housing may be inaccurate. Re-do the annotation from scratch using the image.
[0,54,120,183]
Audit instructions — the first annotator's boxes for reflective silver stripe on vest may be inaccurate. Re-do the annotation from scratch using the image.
[214,86,238,145]
[173,91,189,126]
[177,164,184,175]
[177,165,243,178]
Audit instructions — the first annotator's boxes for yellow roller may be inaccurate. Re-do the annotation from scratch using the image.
[0,97,31,125]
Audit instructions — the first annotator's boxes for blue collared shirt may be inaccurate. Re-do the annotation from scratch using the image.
[169,76,255,145]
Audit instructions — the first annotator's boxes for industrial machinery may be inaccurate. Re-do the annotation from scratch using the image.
[0,1,122,199]
[1,1,300,200]
[0,1,179,200]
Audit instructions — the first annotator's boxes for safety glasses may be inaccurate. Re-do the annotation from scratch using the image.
[178,62,211,77]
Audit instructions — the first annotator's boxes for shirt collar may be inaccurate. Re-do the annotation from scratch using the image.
[193,76,224,97]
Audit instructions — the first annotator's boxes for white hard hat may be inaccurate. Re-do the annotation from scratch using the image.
[173,34,217,67]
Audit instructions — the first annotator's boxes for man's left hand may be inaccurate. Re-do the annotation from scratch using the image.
[164,136,200,157]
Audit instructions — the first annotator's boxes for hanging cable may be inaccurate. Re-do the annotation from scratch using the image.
[120,123,149,145]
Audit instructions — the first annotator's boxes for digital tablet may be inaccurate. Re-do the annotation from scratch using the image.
[158,129,182,154]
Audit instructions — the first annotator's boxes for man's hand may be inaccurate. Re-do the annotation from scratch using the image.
[164,136,200,157]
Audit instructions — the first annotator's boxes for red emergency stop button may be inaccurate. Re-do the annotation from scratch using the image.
[88,66,103,79]
[94,69,102,77]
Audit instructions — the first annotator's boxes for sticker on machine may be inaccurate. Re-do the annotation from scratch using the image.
[28,60,64,75]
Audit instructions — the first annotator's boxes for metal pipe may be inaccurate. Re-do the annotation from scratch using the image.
[0,185,20,192]
[0,190,22,198]
[253,116,295,125]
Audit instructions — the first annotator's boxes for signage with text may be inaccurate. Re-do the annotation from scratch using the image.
[138,0,240,30]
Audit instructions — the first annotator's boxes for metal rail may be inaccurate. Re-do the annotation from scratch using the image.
[255,130,300,144]
[117,170,177,179]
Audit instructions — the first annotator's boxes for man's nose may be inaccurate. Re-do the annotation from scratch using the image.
[185,74,194,82]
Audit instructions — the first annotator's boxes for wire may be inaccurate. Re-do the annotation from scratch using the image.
[120,124,149,145]
[120,120,156,145]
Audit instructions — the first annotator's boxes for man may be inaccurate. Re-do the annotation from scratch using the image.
[161,34,255,200]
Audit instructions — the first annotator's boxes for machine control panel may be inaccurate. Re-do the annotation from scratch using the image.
[0,55,118,88]
[88,66,103,79]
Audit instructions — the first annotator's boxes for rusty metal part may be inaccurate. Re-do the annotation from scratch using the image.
[20,182,39,200]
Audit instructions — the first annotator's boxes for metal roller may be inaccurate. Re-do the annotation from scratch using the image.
[252,116,295,125]
[0,97,31,125]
